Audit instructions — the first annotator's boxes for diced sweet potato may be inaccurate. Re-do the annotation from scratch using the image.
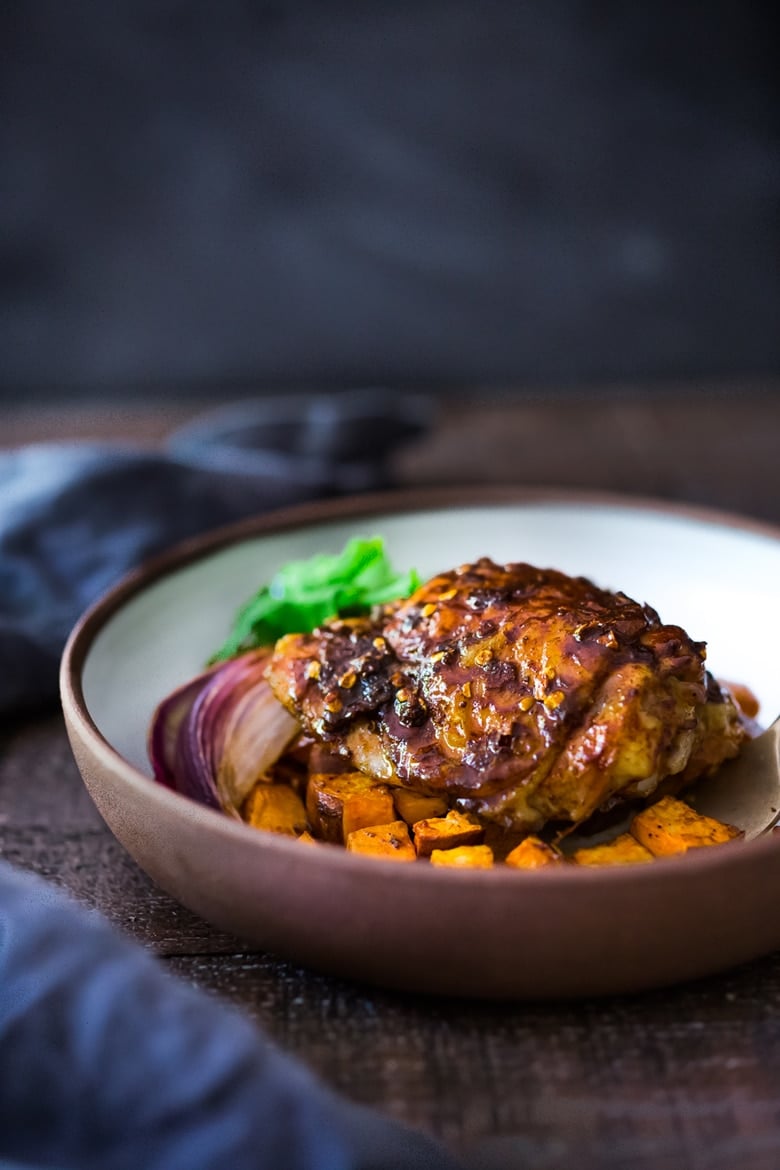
[346,820,417,862]
[571,832,655,866]
[296,830,318,845]
[412,809,485,858]
[504,836,564,869]
[306,772,396,844]
[630,795,744,856]
[430,844,494,868]
[243,783,307,836]
[393,789,449,825]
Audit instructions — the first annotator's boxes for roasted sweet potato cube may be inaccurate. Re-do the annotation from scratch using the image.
[430,844,494,868]
[243,783,307,836]
[306,772,396,844]
[393,789,449,825]
[504,836,564,869]
[346,820,417,862]
[296,830,318,845]
[571,832,655,866]
[413,809,485,858]
[630,795,744,856]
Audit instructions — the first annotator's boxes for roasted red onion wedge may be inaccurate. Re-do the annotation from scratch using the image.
[147,666,220,795]
[148,649,300,815]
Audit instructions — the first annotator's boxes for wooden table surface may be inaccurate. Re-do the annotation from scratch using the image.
[2,383,780,1170]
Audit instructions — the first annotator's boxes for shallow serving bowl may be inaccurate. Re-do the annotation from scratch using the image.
[61,487,780,999]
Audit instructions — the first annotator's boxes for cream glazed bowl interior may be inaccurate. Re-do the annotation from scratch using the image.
[60,487,780,999]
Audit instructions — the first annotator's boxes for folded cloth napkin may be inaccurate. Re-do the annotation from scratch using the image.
[0,390,468,1170]
[0,858,463,1170]
[0,390,433,714]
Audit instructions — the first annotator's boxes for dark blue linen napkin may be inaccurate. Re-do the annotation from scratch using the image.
[0,390,432,714]
[0,390,472,1170]
[0,859,463,1170]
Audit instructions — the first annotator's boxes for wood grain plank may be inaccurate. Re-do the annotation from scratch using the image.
[395,387,780,523]
[0,825,245,954]
[0,715,102,829]
[2,384,779,523]
[164,949,780,1166]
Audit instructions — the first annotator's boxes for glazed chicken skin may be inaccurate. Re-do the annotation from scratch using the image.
[267,559,747,831]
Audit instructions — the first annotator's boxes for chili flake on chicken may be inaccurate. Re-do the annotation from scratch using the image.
[266,559,747,832]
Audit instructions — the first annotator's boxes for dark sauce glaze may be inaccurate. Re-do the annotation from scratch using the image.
[267,559,746,829]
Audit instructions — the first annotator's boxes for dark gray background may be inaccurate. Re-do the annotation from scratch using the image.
[1,1,777,403]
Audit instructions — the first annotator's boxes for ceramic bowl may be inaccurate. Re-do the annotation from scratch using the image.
[60,488,780,999]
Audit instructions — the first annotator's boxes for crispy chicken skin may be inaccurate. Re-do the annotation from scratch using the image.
[267,559,747,831]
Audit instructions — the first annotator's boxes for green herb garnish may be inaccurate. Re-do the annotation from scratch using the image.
[210,536,420,662]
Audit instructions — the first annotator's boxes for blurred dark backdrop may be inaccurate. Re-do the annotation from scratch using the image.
[1,1,777,404]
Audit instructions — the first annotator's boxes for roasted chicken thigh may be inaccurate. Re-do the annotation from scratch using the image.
[267,559,746,831]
